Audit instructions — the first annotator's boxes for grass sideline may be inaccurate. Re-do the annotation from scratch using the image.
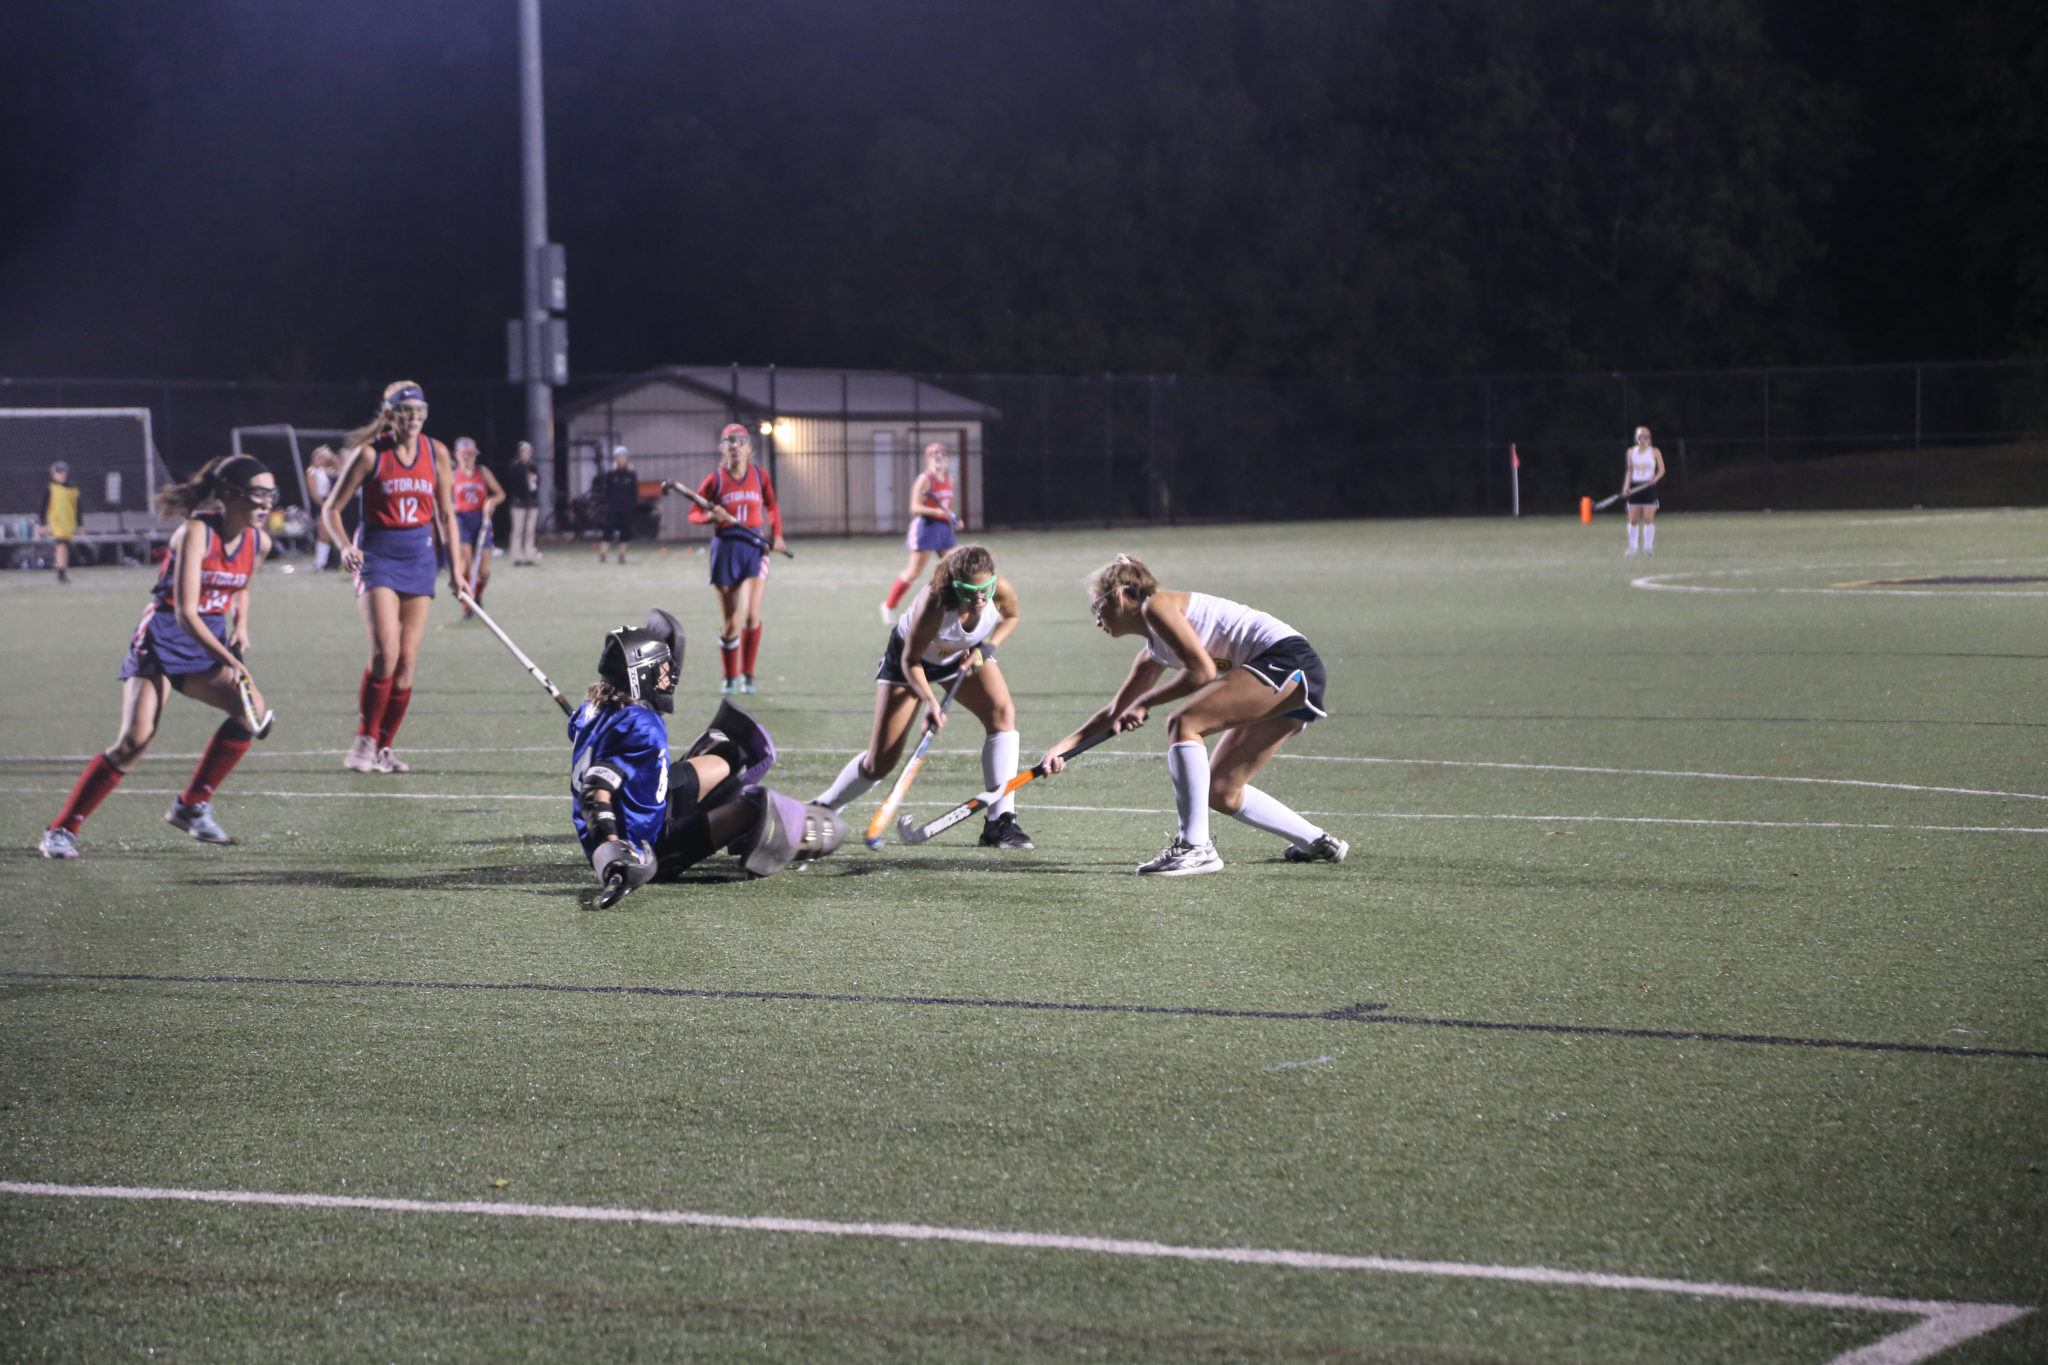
[2,511,2044,1362]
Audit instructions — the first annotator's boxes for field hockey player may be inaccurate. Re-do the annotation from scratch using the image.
[449,437,505,614]
[688,423,787,695]
[814,543,1034,850]
[569,609,845,906]
[319,380,459,774]
[1042,554,1347,876]
[1622,426,1666,556]
[39,456,278,858]
[878,440,961,623]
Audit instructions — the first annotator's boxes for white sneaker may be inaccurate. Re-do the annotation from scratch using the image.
[166,799,230,844]
[344,734,378,771]
[1137,836,1223,876]
[1623,547,1638,557]
[1283,833,1350,864]
[38,827,79,859]
[373,747,409,774]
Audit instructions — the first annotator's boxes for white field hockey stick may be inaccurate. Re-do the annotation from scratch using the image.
[659,480,795,558]
[1594,488,1631,510]
[465,521,492,598]
[864,663,974,849]
[895,727,1116,846]
[458,590,573,715]
[235,674,275,739]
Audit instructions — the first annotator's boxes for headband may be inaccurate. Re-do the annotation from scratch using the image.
[385,383,427,409]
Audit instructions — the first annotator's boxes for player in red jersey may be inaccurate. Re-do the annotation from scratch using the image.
[39,456,277,858]
[318,380,458,774]
[449,437,505,617]
[688,423,787,694]
[879,441,962,623]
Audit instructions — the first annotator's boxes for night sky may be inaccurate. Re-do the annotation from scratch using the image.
[1,0,2041,384]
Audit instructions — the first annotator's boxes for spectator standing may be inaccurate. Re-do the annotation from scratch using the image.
[595,445,641,565]
[508,440,542,564]
[43,462,79,583]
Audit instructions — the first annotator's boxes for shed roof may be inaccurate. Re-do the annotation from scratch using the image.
[562,367,1000,422]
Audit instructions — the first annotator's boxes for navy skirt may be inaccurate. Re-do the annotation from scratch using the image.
[1239,636,1329,723]
[120,611,229,680]
[355,524,438,598]
[708,531,768,587]
[907,517,957,553]
[455,509,487,547]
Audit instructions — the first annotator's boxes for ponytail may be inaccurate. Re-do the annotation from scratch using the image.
[1086,552,1158,608]
[156,454,269,520]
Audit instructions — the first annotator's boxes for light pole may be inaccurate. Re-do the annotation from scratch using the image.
[512,0,567,519]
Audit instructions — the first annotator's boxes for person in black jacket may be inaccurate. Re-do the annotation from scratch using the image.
[508,440,543,564]
[595,445,641,565]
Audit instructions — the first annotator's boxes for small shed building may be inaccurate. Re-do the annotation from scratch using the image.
[558,367,998,541]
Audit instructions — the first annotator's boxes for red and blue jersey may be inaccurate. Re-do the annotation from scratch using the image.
[361,434,440,529]
[919,472,955,522]
[452,465,489,513]
[693,463,782,540]
[149,513,257,618]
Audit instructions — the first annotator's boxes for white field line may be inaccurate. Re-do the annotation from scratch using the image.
[1632,558,2048,597]
[0,1181,2025,1365]
[4,748,2042,805]
[14,789,2046,835]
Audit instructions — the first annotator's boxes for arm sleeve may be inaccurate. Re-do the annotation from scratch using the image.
[759,471,782,541]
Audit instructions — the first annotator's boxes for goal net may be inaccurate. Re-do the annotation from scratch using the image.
[230,423,351,512]
[0,409,175,525]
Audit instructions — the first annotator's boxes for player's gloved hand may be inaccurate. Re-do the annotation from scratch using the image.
[592,838,656,908]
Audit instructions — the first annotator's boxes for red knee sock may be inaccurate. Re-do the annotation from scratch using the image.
[720,636,740,681]
[883,577,910,610]
[377,687,412,749]
[472,578,486,605]
[358,669,395,738]
[181,722,251,806]
[51,754,126,834]
[741,625,762,676]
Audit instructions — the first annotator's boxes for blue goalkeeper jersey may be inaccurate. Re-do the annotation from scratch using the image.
[569,700,671,857]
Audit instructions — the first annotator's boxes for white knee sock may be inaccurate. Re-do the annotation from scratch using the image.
[982,729,1020,818]
[1643,524,1656,552]
[1168,740,1211,844]
[1229,784,1320,848]
[1627,524,1640,551]
[813,753,878,810]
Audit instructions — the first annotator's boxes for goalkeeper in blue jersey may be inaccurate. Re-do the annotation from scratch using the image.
[571,608,846,907]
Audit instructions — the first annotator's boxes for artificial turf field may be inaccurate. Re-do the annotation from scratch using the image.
[2,510,2044,1364]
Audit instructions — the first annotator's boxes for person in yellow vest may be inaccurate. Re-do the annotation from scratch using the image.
[43,461,80,584]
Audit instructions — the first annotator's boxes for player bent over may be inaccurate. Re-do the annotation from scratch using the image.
[1042,554,1348,876]
[571,611,846,906]
[812,543,1033,849]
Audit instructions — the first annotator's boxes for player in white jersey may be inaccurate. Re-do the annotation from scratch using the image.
[1042,554,1347,876]
[1620,426,1666,556]
[812,544,1035,849]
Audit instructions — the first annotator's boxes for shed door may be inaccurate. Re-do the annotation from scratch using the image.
[872,431,895,532]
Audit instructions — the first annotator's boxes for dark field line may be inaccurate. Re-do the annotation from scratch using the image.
[7,971,2043,1062]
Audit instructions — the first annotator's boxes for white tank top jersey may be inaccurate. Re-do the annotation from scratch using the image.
[1628,446,1658,483]
[897,584,1001,666]
[1144,592,1300,671]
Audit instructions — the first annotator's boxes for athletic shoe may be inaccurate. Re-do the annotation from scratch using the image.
[1623,547,1638,557]
[978,812,1035,849]
[344,734,378,771]
[1283,833,1350,864]
[1136,836,1223,876]
[742,675,760,694]
[878,602,894,625]
[38,827,79,859]
[166,800,230,844]
[720,677,737,696]
[373,747,409,774]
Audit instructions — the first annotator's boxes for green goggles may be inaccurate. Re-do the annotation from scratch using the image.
[951,574,997,602]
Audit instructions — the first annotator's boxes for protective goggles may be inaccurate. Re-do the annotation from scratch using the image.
[234,484,280,508]
[951,574,998,603]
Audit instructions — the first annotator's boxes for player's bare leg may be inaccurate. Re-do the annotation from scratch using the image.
[814,684,922,811]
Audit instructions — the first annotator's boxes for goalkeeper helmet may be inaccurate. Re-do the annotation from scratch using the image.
[598,627,675,713]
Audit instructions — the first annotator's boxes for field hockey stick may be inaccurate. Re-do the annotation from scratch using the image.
[659,480,796,558]
[895,726,1116,846]
[235,674,275,739]
[863,664,973,849]
[465,522,492,598]
[458,590,573,715]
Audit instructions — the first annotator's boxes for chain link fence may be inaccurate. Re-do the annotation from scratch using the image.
[4,360,2043,535]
